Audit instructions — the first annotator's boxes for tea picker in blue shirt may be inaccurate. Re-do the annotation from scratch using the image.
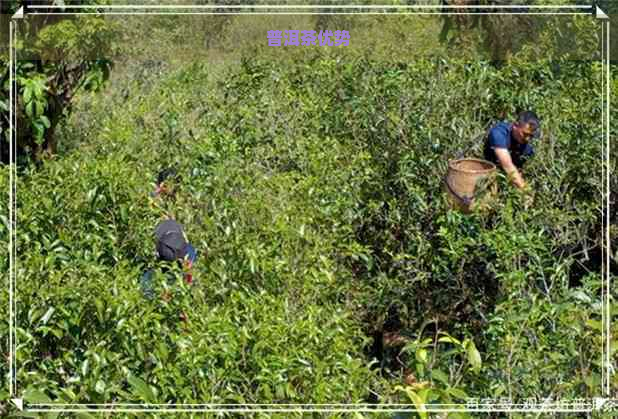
[140,219,198,299]
[483,111,540,190]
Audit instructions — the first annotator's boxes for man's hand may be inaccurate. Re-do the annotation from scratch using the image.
[494,148,526,189]
[522,188,534,209]
[513,180,534,209]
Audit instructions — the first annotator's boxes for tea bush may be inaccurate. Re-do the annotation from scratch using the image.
[0,17,616,418]
[0,0,116,162]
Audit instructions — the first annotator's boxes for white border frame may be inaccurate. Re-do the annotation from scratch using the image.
[7,2,612,415]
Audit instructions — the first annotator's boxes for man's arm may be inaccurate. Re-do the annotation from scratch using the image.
[494,148,526,189]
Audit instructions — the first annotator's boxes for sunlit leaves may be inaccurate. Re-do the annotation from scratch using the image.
[0,34,612,409]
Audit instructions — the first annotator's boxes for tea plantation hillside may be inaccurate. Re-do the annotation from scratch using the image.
[1,52,616,415]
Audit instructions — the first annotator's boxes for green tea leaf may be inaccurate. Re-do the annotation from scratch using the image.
[403,388,427,419]
[431,369,449,385]
[81,359,89,376]
[24,86,32,103]
[465,339,482,373]
[415,348,428,364]
[448,387,468,400]
[128,374,155,402]
[40,307,55,325]
[95,380,105,394]
[23,388,52,404]
[40,115,51,129]
[438,335,461,345]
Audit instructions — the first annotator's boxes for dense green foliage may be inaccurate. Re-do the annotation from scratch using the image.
[1,5,617,418]
[2,53,615,410]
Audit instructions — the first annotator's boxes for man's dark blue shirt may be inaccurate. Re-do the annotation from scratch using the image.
[483,122,534,169]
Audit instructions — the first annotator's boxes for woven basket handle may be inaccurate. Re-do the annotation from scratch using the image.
[444,175,473,206]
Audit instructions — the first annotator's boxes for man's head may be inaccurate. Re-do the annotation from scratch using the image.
[155,219,191,263]
[512,111,540,145]
[157,167,178,186]
[151,167,179,197]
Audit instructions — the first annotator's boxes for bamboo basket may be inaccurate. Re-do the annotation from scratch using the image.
[445,158,497,213]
